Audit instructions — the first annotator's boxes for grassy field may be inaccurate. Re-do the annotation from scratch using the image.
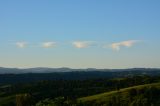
[78,82,160,104]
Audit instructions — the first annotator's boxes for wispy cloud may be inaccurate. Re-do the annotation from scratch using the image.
[42,42,57,48]
[16,42,27,48]
[72,41,96,48]
[109,40,139,51]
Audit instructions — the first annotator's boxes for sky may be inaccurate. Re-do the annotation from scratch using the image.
[0,0,160,69]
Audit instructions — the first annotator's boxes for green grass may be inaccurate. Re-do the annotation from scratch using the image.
[79,82,160,102]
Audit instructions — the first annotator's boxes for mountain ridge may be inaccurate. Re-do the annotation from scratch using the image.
[0,67,160,74]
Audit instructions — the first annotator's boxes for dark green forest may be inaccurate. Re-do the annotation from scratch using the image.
[0,74,160,106]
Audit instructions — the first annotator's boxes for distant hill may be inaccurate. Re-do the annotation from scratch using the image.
[0,67,74,74]
[0,67,160,74]
[0,68,160,84]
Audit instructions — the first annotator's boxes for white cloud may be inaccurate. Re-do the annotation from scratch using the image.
[42,42,57,48]
[72,41,96,48]
[16,42,27,48]
[110,40,139,51]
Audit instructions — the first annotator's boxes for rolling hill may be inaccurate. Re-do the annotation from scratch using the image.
[1,75,160,106]
[78,82,160,106]
[0,68,160,84]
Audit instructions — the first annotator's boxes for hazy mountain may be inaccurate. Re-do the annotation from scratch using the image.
[0,67,73,74]
[0,67,160,84]
[0,67,160,74]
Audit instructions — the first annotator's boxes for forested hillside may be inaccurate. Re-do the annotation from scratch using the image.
[1,68,160,84]
[0,75,160,106]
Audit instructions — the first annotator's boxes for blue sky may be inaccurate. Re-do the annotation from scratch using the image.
[0,0,160,68]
